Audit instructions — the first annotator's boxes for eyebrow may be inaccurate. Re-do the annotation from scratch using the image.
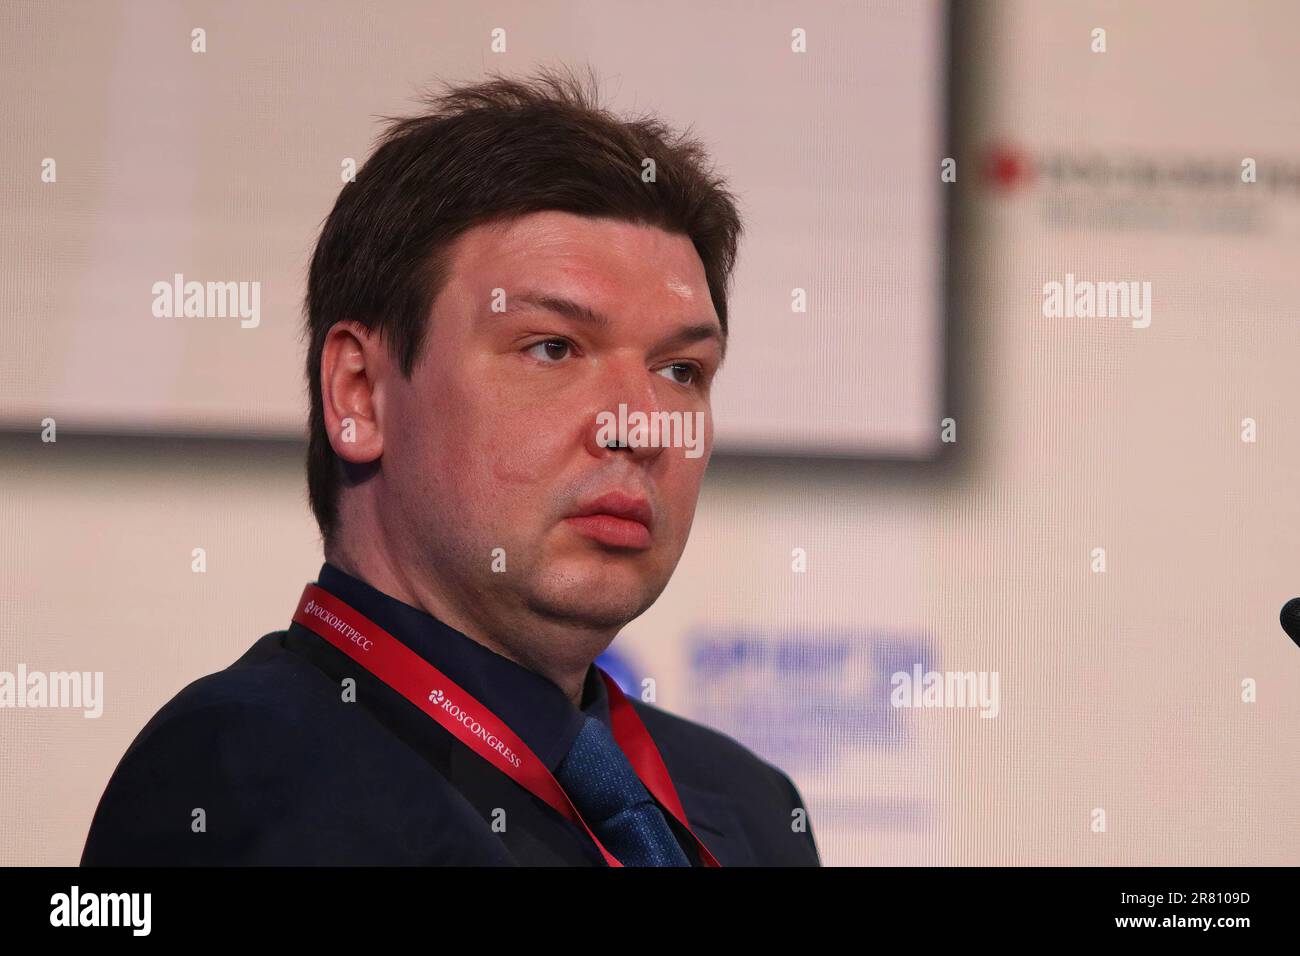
[510,291,726,358]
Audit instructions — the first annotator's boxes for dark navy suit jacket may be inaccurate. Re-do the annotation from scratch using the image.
[81,564,821,866]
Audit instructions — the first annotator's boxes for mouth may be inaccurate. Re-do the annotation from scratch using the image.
[564,491,654,550]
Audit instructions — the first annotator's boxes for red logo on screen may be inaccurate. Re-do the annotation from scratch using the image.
[982,144,1035,191]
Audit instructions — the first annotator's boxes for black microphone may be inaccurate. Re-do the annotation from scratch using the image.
[1282,598,1300,648]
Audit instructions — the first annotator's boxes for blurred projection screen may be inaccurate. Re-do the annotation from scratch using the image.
[0,0,946,457]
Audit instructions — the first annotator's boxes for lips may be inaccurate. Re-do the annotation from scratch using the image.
[565,491,654,549]
[571,492,653,528]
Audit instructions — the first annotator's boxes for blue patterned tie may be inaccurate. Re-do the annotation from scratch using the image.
[554,715,692,866]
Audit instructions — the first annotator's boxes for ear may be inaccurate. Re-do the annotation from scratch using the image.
[320,321,386,465]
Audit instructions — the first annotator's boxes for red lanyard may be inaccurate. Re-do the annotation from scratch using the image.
[292,583,720,867]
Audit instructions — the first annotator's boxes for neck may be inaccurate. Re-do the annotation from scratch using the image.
[324,542,591,708]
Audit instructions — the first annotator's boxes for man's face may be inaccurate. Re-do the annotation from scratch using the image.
[379,210,723,639]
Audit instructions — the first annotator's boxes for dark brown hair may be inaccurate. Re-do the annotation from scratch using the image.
[303,64,744,544]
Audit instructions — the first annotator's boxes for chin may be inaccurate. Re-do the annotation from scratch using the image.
[527,566,664,630]
[527,593,646,630]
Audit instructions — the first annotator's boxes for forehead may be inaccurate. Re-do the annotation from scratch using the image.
[443,210,715,316]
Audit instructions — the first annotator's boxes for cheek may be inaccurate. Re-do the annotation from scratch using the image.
[388,375,482,508]
[660,454,709,533]
[402,358,580,522]
[469,397,574,494]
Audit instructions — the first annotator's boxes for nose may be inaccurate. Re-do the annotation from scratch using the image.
[582,359,668,463]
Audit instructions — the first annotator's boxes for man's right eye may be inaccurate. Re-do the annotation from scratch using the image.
[525,339,572,363]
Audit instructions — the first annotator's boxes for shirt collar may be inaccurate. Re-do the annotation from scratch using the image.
[309,562,610,771]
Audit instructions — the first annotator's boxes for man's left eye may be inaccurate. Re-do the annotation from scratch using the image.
[525,339,572,362]
[656,363,698,386]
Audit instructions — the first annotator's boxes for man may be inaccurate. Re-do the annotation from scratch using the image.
[81,67,820,866]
